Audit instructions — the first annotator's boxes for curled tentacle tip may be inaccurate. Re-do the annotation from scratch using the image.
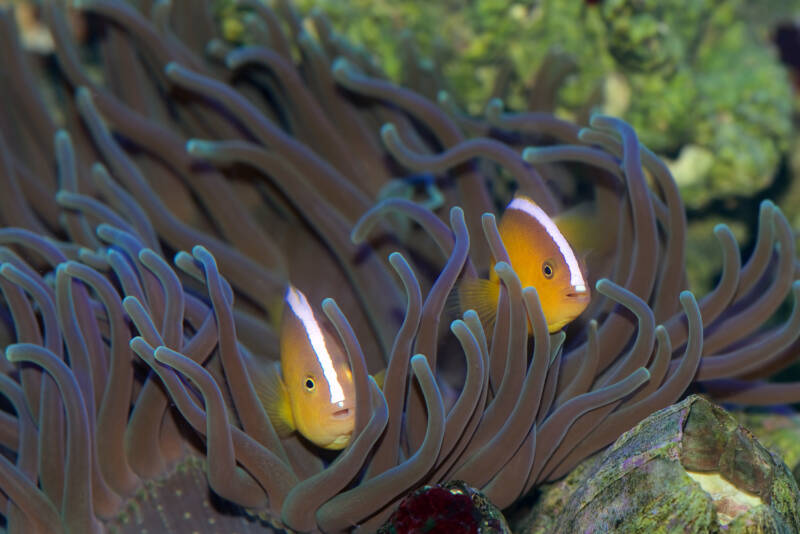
[95,223,118,240]
[186,139,214,156]
[54,129,70,145]
[224,54,241,71]
[388,252,412,272]
[679,290,697,309]
[54,191,71,204]
[521,146,539,162]
[449,318,465,332]
[242,11,261,26]
[522,286,540,298]
[493,261,512,274]
[379,122,398,140]
[173,250,193,264]
[589,113,611,126]
[712,223,731,236]
[449,205,465,220]
[349,227,364,245]
[595,278,612,291]
[137,248,157,262]
[331,57,352,78]
[205,39,227,57]
[153,346,171,363]
[5,345,22,362]
[321,297,336,311]
[164,61,182,78]
[191,245,212,261]
[75,85,91,102]
[410,353,427,366]
[121,295,143,309]
[463,309,479,321]
[485,98,503,116]
[760,199,776,211]
[78,247,105,263]
[480,212,496,224]
[296,30,314,47]
[61,260,81,274]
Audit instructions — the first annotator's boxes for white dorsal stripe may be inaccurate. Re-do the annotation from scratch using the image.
[286,286,346,404]
[507,197,586,289]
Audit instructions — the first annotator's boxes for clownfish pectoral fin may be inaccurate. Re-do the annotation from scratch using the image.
[254,361,295,437]
[458,278,499,333]
[372,368,386,390]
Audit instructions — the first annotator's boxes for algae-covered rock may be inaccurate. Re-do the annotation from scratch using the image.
[518,395,800,533]
[377,480,511,534]
[511,453,604,534]
[272,0,792,211]
[733,410,800,485]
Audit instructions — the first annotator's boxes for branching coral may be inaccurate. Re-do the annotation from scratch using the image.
[0,1,798,533]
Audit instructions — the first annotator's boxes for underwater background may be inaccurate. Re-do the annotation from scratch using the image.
[0,0,800,532]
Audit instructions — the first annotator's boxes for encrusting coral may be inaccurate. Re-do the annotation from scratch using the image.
[0,1,798,533]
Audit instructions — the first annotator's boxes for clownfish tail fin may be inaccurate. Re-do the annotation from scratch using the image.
[253,361,295,437]
[457,278,499,333]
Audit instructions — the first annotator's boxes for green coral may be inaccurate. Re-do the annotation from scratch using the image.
[261,0,793,210]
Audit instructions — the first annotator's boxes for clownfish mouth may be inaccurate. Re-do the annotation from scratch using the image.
[332,407,351,419]
[565,287,590,300]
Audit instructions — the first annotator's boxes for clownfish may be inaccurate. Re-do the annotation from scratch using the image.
[459,195,591,333]
[253,285,356,450]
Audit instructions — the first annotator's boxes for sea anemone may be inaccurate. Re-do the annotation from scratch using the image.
[0,1,798,533]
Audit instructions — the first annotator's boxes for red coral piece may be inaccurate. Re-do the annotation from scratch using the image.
[387,486,480,534]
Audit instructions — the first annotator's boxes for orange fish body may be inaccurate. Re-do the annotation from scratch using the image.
[460,196,590,333]
[254,286,356,450]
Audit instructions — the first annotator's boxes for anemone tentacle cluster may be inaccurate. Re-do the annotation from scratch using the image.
[0,1,798,533]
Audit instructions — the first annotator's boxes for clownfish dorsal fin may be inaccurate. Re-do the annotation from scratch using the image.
[266,293,285,332]
[253,360,295,437]
[554,202,613,256]
[458,278,500,333]
[372,368,387,390]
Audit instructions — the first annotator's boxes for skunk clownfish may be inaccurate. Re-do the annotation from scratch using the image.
[253,285,356,450]
[459,195,590,333]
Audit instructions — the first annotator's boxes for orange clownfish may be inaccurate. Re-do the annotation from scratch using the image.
[253,285,356,450]
[460,195,590,333]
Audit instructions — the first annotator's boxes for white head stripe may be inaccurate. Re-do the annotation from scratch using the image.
[286,287,346,404]
[507,198,586,289]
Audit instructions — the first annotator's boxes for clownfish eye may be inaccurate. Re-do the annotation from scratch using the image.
[542,261,554,279]
[304,377,316,391]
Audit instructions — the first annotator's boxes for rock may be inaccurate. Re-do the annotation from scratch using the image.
[517,395,800,533]
[733,408,800,480]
